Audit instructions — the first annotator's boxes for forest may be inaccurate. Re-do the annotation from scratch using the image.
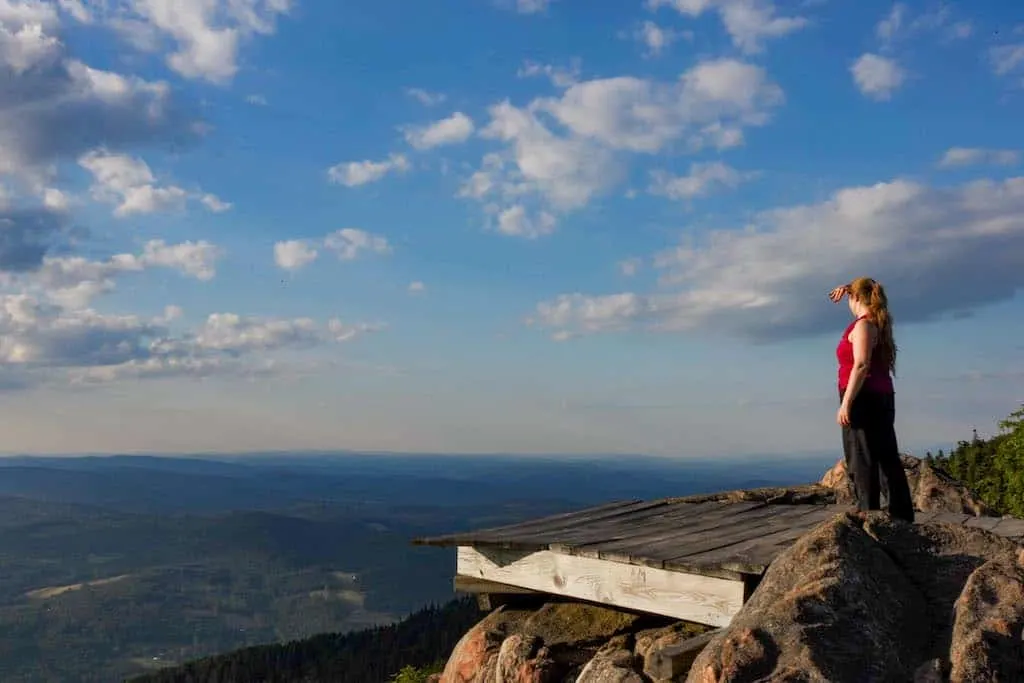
[128,598,480,683]
[927,405,1024,517]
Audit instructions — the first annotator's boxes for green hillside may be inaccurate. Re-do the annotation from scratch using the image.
[128,597,480,683]
[0,500,455,682]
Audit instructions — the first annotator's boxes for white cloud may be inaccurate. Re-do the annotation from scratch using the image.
[0,294,381,386]
[990,44,1024,79]
[851,53,906,101]
[875,4,973,47]
[327,318,385,342]
[273,229,392,270]
[634,20,689,57]
[106,0,293,84]
[536,59,783,153]
[495,205,556,239]
[21,239,223,308]
[408,280,425,294]
[274,240,319,270]
[405,87,446,106]
[0,3,61,73]
[0,14,188,180]
[875,3,906,46]
[246,94,268,106]
[516,59,581,88]
[193,312,321,353]
[42,188,70,212]
[461,58,782,237]
[57,0,92,23]
[939,147,1021,169]
[618,257,642,277]
[78,150,229,217]
[139,240,221,281]
[403,112,475,150]
[327,154,411,187]
[513,0,554,14]
[532,176,1024,342]
[476,102,618,211]
[324,228,391,260]
[647,0,808,54]
[649,162,755,201]
[200,193,232,212]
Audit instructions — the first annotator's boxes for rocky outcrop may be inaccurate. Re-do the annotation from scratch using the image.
[437,602,711,683]
[687,512,1023,682]
[438,515,1024,682]
[948,552,1024,682]
[437,458,1019,682]
[820,454,995,516]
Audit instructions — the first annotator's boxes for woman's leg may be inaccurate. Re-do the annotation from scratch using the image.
[841,391,881,511]
[869,392,915,523]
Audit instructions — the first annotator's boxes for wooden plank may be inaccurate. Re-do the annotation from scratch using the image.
[456,545,744,628]
[664,505,836,568]
[542,501,757,550]
[963,516,1003,531]
[930,512,970,526]
[646,505,832,564]
[644,629,722,680]
[453,575,538,595]
[414,499,647,546]
[565,502,778,559]
[508,500,710,547]
[991,518,1024,539]
[472,500,669,540]
[914,509,945,525]
[668,513,839,575]
[569,501,768,547]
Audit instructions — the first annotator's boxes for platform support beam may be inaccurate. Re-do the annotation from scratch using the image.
[456,545,744,628]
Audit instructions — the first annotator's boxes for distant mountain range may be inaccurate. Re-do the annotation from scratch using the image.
[0,451,827,681]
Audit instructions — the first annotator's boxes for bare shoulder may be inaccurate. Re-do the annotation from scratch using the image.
[847,318,878,342]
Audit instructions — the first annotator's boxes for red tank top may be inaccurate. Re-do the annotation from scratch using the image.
[837,315,894,394]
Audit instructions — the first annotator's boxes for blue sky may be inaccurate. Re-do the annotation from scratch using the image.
[0,0,1022,457]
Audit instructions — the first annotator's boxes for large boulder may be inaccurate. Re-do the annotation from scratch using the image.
[687,512,1022,682]
[820,454,995,516]
[437,602,712,683]
[686,512,929,682]
[437,602,688,683]
[948,554,1024,682]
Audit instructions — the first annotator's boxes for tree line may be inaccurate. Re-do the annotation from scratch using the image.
[128,597,479,683]
[926,405,1024,517]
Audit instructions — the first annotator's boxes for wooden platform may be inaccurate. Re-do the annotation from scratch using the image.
[415,499,1024,628]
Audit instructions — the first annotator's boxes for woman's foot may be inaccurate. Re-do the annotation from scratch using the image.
[845,506,868,521]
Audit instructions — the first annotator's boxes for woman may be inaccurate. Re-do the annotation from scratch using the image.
[828,277,914,522]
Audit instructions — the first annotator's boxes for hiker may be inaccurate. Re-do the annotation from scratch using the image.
[829,278,914,522]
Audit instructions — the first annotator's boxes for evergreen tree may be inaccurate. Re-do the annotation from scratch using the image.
[931,404,1024,516]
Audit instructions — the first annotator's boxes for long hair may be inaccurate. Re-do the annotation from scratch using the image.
[849,277,897,375]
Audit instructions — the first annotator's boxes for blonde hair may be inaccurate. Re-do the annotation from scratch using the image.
[849,277,897,374]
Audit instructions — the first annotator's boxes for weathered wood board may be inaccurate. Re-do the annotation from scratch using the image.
[456,546,745,628]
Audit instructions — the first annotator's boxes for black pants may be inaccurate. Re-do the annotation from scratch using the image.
[840,389,914,522]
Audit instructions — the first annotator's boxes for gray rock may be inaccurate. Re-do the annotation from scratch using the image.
[575,644,644,683]
[687,512,930,682]
[949,558,1024,682]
